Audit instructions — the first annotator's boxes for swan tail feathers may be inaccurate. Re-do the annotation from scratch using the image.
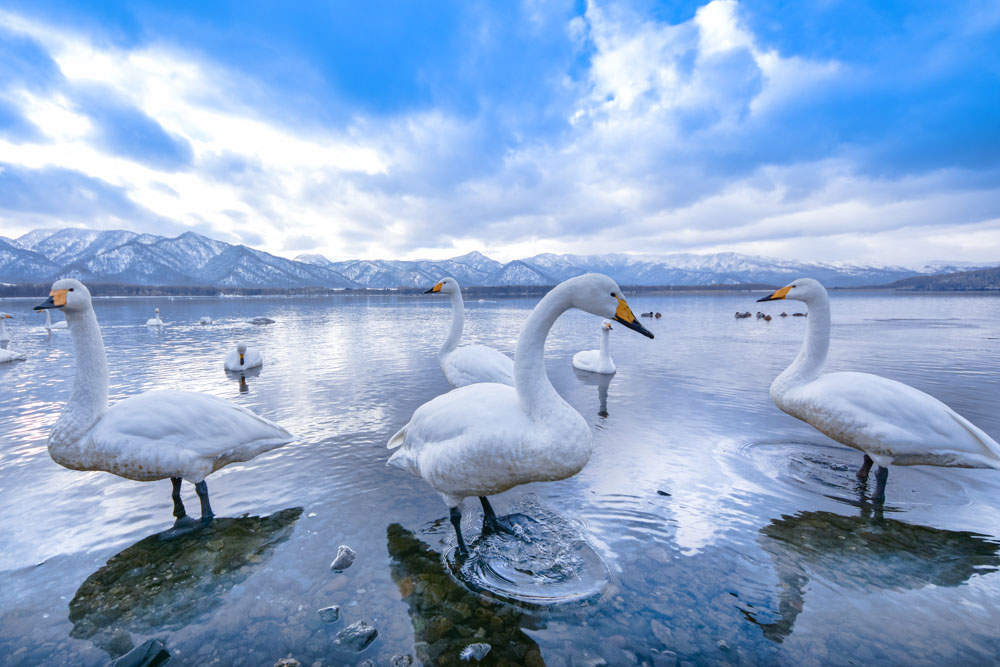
[387,425,406,449]
[948,411,1000,463]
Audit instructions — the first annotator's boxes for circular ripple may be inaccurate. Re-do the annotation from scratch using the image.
[735,440,972,510]
[445,498,611,607]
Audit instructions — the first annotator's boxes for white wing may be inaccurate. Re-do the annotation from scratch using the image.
[441,345,514,387]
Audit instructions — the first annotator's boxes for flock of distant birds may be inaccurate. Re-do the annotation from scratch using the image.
[2,273,999,554]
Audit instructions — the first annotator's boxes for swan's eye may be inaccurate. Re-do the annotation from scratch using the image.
[68,288,74,292]
[610,292,616,297]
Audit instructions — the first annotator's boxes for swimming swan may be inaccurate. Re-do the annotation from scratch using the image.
[40,309,68,331]
[0,312,10,349]
[758,278,1000,501]
[225,342,264,371]
[425,277,514,387]
[35,279,296,532]
[146,308,164,326]
[389,274,654,554]
[572,319,616,375]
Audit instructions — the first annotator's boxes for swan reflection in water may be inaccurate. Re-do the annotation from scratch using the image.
[225,364,262,394]
[387,523,545,666]
[572,367,614,418]
[744,504,1000,642]
[69,507,302,659]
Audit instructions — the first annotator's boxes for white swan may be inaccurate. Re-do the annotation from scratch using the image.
[758,278,1000,500]
[40,309,68,331]
[35,279,296,532]
[572,319,616,374]
[425,277,514,387]
[224,342,264,371]
[389,274,654,553]
[146,308,164,326]
[0,312,11,349]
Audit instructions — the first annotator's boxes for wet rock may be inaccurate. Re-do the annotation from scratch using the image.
[273,659,300,667]
[333,620,378,651]
[656,490,671,496]
[249,317,275,324]
[357,661,375,667]
[716,639,730,651]
[329,545,356,572]
[110,639,170,667]
[459,643,491,662]
[389,654,413,667]
[317,605,340,623]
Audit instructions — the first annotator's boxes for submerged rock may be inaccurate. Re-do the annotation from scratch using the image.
[109,639,170,667]
[249,317,276,325]
[330,545,356,571]
[318,605,340,623]
[460,643,491,662]
[389,654,413,667]
[333,620,378,651]
[273,659,300,667]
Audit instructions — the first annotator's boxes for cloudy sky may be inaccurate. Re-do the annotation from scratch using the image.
[0,0,997,266]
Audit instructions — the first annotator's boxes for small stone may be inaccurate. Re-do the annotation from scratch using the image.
[389,655,413,667]
[329,545,356,571]
[357,661,374,667]
[460,643,491,662]
[717,640,730,651]
[250,317,276,324]
[657,490,671,496]
[274,659,300,667]
[110,639,170,667]
[318,605,340,623]
[333,620,378,651]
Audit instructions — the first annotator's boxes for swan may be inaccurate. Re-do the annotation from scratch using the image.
[40,309,68,331]
[572,320,616,375]
[424,277,514,387]
[389,274,654,554]
[0,312,11,349]
[35,279,296,532]
[146,308,164,326]
[758,278,1000,501]
[224,342,264,371]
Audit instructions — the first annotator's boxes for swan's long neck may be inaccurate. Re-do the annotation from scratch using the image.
[440,289,464,356]
[0,318,7,338]
[50,306,109,449]
[515,284,572,421]
[599,327,610,363]
[774,292,830,391]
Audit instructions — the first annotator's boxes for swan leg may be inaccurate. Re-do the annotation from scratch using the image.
[195,480,214,522]
[450,506,468,556]
[872,466,889,504]
[856,454,874,480]
[479,496,516,536]
[170,477,186,518]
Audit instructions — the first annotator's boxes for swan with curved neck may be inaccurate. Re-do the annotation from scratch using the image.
[225,342,263,371]
[0,312,11,349]
[35,279,295,534]
[146,308,163,326]
[424,277,514,387]
[572,320,616,374]
[759,278,1000,501]
[40,309,68,331]
[389,273,654,554]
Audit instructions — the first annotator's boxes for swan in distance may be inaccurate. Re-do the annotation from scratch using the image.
[572,320,616,375]
[758,278,1000,500]
[199,316,213,325]
[41,309,68,331]
[225,342,264,371]
[425,277,514,387]
[35,279,296,532]
[389,274,654,554]
[146,308,164,326]
[0,312,11,349]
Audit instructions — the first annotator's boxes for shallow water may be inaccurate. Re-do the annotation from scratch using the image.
[1,290,999,666]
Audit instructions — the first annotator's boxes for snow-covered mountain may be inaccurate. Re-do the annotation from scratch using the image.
[2,227,995,289]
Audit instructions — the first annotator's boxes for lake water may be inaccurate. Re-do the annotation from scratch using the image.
[1,290,999,666]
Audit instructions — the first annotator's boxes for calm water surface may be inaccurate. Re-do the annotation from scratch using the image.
[1,291,999,666]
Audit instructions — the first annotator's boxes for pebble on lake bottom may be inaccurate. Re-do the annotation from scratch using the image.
[318,605,340,623]
[109,638,170,667]
[333,620,378,651]
[330,545,356,571]
[389,654,414,667]
[274,659,300,667]
[460,643,492,661]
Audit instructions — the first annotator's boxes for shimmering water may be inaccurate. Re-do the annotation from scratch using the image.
[1,291,999,666]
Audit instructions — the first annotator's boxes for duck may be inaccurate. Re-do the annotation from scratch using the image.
[388,274,654,555]
[758,278,1000,501]
[572,320,616,375]
[424,277,514,388]
[40,309,68,331]
[35,279,296,533]
[146,308,164,326]
[224,342,264,371]
[655,312,662,318]
[0,312,11,349]
[641,311,654,318]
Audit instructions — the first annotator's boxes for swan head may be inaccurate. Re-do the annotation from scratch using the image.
[1,313,11,319]
[757,277,826,304]
[602,320,613,331]
[34,278,92,312]
[567,274,653,339]
[236,342,247,365]
[425,277,460,294]
[155,308,160,314]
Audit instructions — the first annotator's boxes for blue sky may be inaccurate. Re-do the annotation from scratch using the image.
[0,0,997,265]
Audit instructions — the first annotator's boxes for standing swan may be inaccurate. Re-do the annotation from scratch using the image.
[389,274,653,554]
[35,279,296,533]
[146,308,164,326]
[572,320,616,374]
[40,309,68,331]
[425,277,514,387]
[225,342,264,371]
[758,278,1000,501]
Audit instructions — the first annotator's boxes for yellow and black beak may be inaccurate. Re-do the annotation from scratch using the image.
[614,298,654,339]
[757,285,792,303]
[424,282,443,294]
[34,289,68,310]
